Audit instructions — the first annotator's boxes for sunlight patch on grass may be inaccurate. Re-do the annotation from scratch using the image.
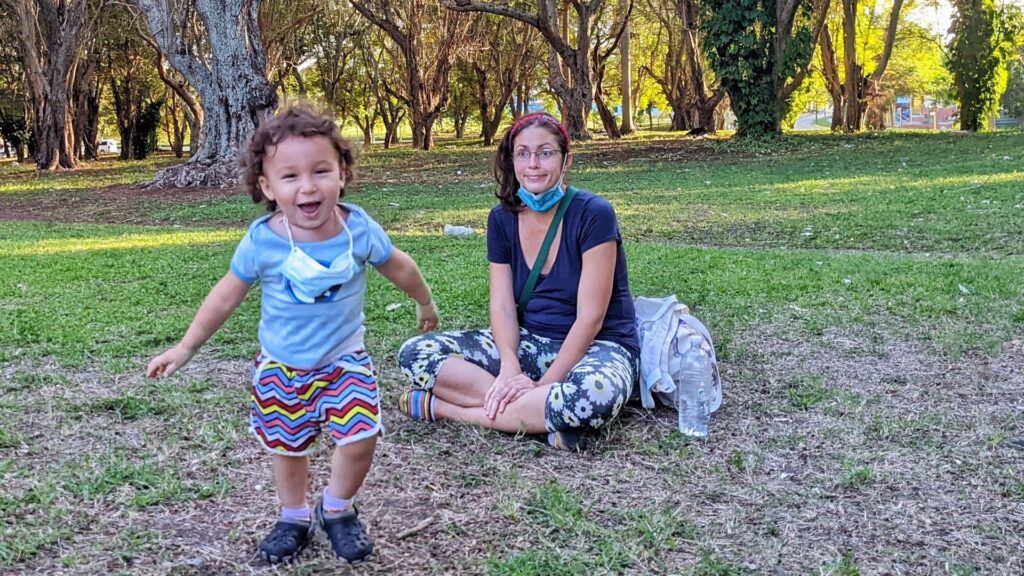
[2,229,243,256]
[0,156,181,196]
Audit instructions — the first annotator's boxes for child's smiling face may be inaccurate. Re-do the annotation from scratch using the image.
[258,135,346,241]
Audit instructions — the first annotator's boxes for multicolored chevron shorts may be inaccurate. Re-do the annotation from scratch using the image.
[250,351,382,456]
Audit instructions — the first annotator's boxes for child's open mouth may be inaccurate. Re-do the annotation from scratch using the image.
[298,201,322,217]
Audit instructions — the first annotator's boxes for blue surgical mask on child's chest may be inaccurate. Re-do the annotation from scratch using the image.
[517,156,568,212]
[279,211,356,304]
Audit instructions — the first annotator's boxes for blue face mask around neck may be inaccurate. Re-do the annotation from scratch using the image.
[517,155,568,212]
[279,211,356,304]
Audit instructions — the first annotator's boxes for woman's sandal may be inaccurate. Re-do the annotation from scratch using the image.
[547,430,589,451]
[398,389,435,421]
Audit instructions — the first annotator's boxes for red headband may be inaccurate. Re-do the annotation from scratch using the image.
[511,112,569,141]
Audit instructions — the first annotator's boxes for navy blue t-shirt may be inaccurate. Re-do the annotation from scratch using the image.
[487,189,640,357]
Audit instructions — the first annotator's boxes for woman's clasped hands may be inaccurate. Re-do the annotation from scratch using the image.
[484,366,537,419]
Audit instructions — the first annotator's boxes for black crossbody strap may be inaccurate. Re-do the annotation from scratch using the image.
[518,187,577,319]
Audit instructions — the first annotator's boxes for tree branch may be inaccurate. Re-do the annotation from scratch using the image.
[870,0,904,81]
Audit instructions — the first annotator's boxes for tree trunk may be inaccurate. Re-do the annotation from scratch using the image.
[73,53,101,161]
[618,0,634,134]
[10,0,90,170]
[162,91,188,157]
[863,0,904,130]
[818,27,845,131]
[378,97,405,149]
[34,79,76,169]
[443,0,602,140]
[353,113,377,146]
[594,91,621,137]
[350,1,468,151]
[644,0,719,135]
[841,0,862,132]
[134,0,277,186]
[152,50,203,158]
[453,102,469,138]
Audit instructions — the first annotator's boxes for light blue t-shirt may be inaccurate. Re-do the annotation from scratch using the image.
[230,204,393,369]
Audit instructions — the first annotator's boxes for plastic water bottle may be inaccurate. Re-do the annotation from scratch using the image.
[443,224,475,237]
[676,332,712,439]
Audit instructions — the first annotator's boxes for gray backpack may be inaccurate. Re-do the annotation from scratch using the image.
[634,295,723,412]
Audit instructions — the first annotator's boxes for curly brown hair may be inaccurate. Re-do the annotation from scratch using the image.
[493,112,571,213]
[239,104,355,212]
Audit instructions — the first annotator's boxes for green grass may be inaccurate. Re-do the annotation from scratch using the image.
[824,552,862,576]
[1,130,1023,573]
[484,479,699,575]
[1,220,1022,366]
[0,155,181,196]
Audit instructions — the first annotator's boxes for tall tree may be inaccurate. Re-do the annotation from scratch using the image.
[360,37,406,148]
[161,89,190,157]
[447,68,475,138]
[590,1,633,138]
[1002,45,1024,119]
[0,3,29,161]
[5,0,98,169]
[72,39,102,160]
[817,0,905,132]
[105,14,164,160]
[640,0,725,134]
[151,50,202,156]
[618,0,636,134]
[947,0,1020,131]
[702,0,830,137]
[460,16,540,145]
[346,32,388,145]
[350,0,471,150]
[307,1,370,122]
[444,0,620,141]
[260,0,322,94]
[133,0,278,186]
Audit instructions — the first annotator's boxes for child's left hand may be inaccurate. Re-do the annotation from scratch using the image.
[415,300,439,333]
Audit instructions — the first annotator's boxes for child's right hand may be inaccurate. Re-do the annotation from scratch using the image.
[415,300,439,333]
[146,344,196,379]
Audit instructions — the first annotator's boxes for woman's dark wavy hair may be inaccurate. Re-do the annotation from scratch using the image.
[239,103,355,212]
[493,112,570,213]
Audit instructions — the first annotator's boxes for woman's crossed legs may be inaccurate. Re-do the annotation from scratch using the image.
[398,329,636,435]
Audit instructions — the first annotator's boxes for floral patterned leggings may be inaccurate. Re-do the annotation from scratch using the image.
[398,328,638,432]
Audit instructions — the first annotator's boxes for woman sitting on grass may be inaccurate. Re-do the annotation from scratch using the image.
[397,113,639,450]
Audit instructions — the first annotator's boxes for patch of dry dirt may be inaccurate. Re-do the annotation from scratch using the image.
[0,184,240,226]
[3,326,1022,574]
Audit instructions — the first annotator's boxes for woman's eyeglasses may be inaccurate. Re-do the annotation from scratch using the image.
[513,148,560,162]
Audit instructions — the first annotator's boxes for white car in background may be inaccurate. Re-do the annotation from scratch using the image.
[97,139,119,154]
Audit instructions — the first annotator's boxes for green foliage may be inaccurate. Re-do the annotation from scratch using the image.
[702,0,817,137]
[885,21,955,104]
[1003,56,1024,119]
[0,108,27,158]
[129,100,163,160]
[947,0,1020,130]
[1000,27,1024,119]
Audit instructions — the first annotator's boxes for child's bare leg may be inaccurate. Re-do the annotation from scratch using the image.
[319,435,377,563]
[432,357,495,407]
[272,454,310,509]
[327,435,378,501]
[433,384,549,434]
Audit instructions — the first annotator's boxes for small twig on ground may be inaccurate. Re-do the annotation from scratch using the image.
[396,516,435,540]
